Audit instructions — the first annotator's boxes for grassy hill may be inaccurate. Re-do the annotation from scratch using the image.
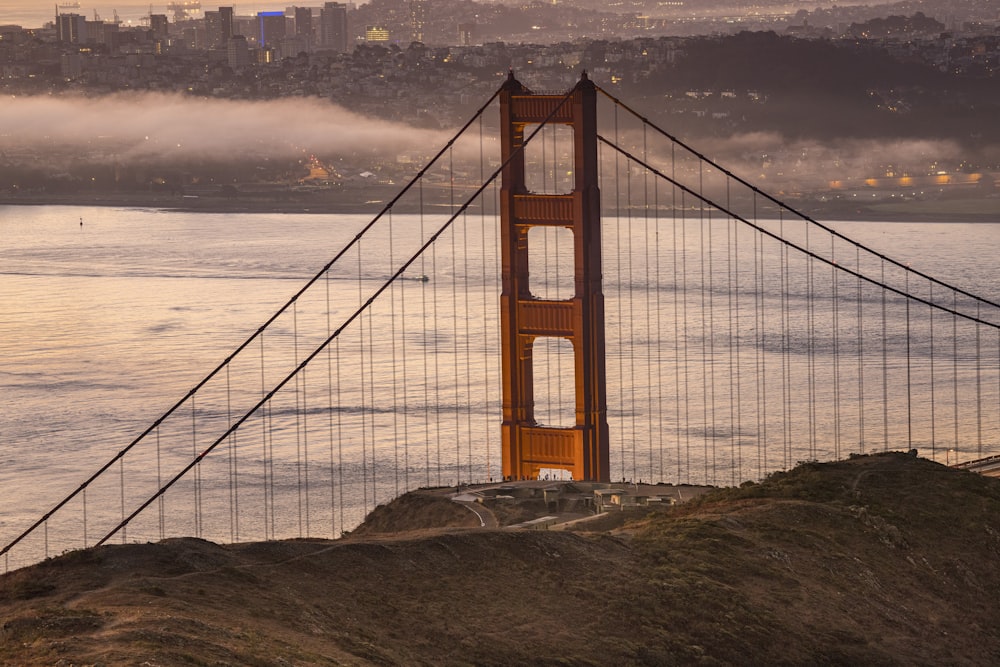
[3,452,1000,665]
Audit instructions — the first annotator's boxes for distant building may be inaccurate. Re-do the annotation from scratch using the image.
[294,6,313,47]
[281,35,309,58]
[56,13,86,43]
[182,26,202,50]
[60,52,83,78]
[257,11,286,50]
[365,25,389,43]
[205,7,234,49]
[150,14,169,39]
[458,23,474,46]
[227,34,250,68]
[320,2,348,52]
[409,0,427,42]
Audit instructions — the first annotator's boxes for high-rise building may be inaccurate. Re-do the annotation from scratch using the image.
[150,14,169,38]
[205,11,222,46]
[56,13,87,43]
[294,6,313,45]
[320,2,348,53]
[409,0,427,43]
[257,11,287,49]
[205,7,234,49]
[219,6,233,40]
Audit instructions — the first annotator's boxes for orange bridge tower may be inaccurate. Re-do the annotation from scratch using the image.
[499,72,610,482]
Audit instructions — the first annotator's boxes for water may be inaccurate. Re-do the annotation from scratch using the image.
[0,208,363,539]
[2,204,1000,569]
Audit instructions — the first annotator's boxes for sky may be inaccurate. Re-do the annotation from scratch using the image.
[0,2,331,28]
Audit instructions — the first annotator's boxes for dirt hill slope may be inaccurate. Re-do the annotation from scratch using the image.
[2,452,1000,666]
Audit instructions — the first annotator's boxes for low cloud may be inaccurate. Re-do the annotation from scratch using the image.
[0,93,452,162]
[683,133,976,191]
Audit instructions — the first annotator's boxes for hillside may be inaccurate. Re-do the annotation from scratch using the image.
[2,452,1000,665]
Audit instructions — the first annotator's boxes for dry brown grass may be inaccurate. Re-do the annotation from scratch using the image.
[3,452,1000,665]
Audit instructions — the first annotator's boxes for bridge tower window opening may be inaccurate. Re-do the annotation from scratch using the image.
[523,123,574,195]
[531,336,576,428]
[527,226,574,301]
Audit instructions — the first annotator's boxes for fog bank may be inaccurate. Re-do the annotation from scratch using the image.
[0,93,451,162]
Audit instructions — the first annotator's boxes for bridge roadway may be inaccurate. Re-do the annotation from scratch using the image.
[447,479,716,531]
[954,455,1000,478]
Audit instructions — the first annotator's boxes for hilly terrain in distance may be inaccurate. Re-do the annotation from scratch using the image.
[2,452,1000,665]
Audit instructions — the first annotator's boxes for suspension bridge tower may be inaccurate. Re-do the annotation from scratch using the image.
[499,72,611,482]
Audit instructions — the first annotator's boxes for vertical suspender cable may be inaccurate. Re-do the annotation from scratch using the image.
[462,209,473,482]
[556,126,564,434]
[905,271,912,450]
[930,284,936,460]
[433,176,442,486]
[780,214,790,469]
[156,426,163,540]
[389,209,400,497]
[541,130,552,425]
[672,144,682,482]
[977,302,983,458]
[226,365,235,542]
[680,190,690,482]
[707,209,717,484]
[293,300,304,537]
[231,366,239,541]
[752,196,762,475]
[448,151,460,484]
[832,238,841,459]
[397,221,410,492]
[627,143,637,477]
[653,131,664,481]
[726,183,743,486]
[614,103,627,478]
[806,225,817,459]
[259,334,270,540]
[451,147,462,482]
[267,355,276,539]
[304,348,311,536]
[954,292,959,455]
[357,243,369,517]
[420,180,431,487]
[699,164,710,481]
[882,261,889,452]
[192,395,200,538]
[326,270,337,537]
[643,124,654,478]
[367,298,377,507]
[756,197,766,473]
[857,246,864,455]
[733,206,743,480]
[335,337,344,534]
[479,113,492,482]
[554,127,563,436]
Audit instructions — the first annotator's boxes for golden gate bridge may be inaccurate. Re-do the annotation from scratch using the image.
[3,73,999,571]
